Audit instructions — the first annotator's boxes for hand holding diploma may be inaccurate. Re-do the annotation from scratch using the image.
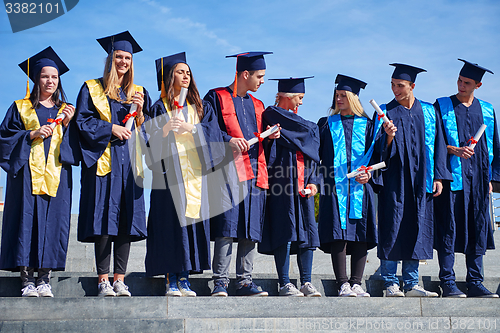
[40,103,75,139]
[300,184,317,198]
[247,124,280,146]
[347,162,386,179]
[467,124,486,149]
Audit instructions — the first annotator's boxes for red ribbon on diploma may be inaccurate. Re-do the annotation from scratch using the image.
[377,113,385,121]
[174,100,184,110]
[358,165,373,174]
[122,111,137,124]
[47,118,62,125]
[467,136,478,145]
[253,132,264,142]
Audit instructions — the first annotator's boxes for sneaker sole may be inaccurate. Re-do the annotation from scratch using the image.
[211,292,228,297]
[166,292,183,297]
[442,294,467,298]
[279,293,304,297]
[116,292,131,297]
[238,292,268,297]
[303,293,322,297]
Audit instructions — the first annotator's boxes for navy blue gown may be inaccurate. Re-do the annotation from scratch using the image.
[373,99,451,260]
[434,96,500,255]
[144,100,225,276]
[203,88,267,242]
[0,102,79,271]
[258,106,320,255]
[75,79,151,243]
[317,115,378,254]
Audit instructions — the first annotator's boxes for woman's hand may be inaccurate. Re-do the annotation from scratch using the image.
[132,91,145,117]
[268,123,281,139]
[229,137,250,152]
[112,124,132,141]
[355,171,371,184]
[163,116,194,136]
[304,184,318,198]
[30,125,53,140]
[62,104,75,127]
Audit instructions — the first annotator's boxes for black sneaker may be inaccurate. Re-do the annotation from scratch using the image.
[467,282,499,298]
[235,282,268,297]
[440,281,466,298]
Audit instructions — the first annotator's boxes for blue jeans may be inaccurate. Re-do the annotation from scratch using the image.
[438,251,484,284]
[274,242,314,288]
[380,259,419,291]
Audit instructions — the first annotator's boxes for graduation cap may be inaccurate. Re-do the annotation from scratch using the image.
[335,74,367,96]
[155,52,187,96]
[390,63,426,83]
[18,46,69,99]
[96,30,143,55]
[226,51,272,97]
[269,76,314,94]
[458,59,494,82]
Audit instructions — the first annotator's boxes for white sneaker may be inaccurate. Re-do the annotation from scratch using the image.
[300,282,321,297]
[351,284,370,297]
[405,285,438,297]
[338,282,357,297]
[279,283,304,297]
[178,278,197,297]
[113,279,131,297]
[21,285,39,297]
[385,284,404,297]
[36,283,54,297]
[98,280,116,297]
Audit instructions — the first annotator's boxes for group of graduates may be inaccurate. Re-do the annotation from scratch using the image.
[0,30,499,299]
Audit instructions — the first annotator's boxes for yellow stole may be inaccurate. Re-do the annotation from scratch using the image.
[16,99,66,197]
[163,98,202,219]
[85,79,144,177]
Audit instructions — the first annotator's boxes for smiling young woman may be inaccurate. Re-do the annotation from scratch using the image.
[0,46,78,298]
[74,31,152,297]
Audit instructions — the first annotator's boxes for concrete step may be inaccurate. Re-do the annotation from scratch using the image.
[1,271,499,298]
[0,297,499,333]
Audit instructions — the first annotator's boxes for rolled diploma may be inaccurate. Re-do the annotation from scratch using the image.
[172,87,188,133]
[247,125,279,146]
[124,104,137,131]
[468,124,487,149]
[347,161,386,179]
[41,113,66,139]
[300,188,312,196]
[369,99,390,123]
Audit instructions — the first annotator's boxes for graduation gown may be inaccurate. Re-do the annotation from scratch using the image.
[258,106,320,254]
[203,88,267,242]
[0,101,79,271]
[434,96,499,255]
[75,79,151,243]
[373,99,451,261]
[144,100,224,276]
[317,115,378,254]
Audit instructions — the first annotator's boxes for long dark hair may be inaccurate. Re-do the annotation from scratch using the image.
[163,63,204,120]
[29,70,67,109]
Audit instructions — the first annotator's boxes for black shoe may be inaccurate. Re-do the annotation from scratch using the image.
[466,282,499,298]
[440,281,466,298]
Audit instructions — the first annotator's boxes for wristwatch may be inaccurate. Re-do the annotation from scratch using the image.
[191,125,198,134]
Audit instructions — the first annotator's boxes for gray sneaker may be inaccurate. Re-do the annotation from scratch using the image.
[338,282,357,297]
[113,279,131,297]
[279,283,304,296]
[405,285,438,297]
[300,282,321,297]
[98,280,116,297]
[21,284,39,297]
[36,283,54,297]
[385,284,404,297]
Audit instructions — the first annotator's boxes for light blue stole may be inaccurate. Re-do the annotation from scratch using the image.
[437,97,494,190]
[327,114,382,229]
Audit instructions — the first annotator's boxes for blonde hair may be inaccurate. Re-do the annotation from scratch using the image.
[102,50,135,103]
[274,92,301,106]
[329,90,369,118]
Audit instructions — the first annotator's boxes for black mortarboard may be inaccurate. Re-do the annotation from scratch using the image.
[18,46,69,82]
[458,59,493,82]
[269,76,313,94]
[390,63,426,83]
[97,31,143,55]
[155,52,187,91]
[226,51,272,72]
[335,74,367,96]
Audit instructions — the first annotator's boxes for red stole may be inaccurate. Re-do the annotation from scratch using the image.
[214,87,268,189]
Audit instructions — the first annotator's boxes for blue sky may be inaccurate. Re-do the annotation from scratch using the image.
[1,0,499,212]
